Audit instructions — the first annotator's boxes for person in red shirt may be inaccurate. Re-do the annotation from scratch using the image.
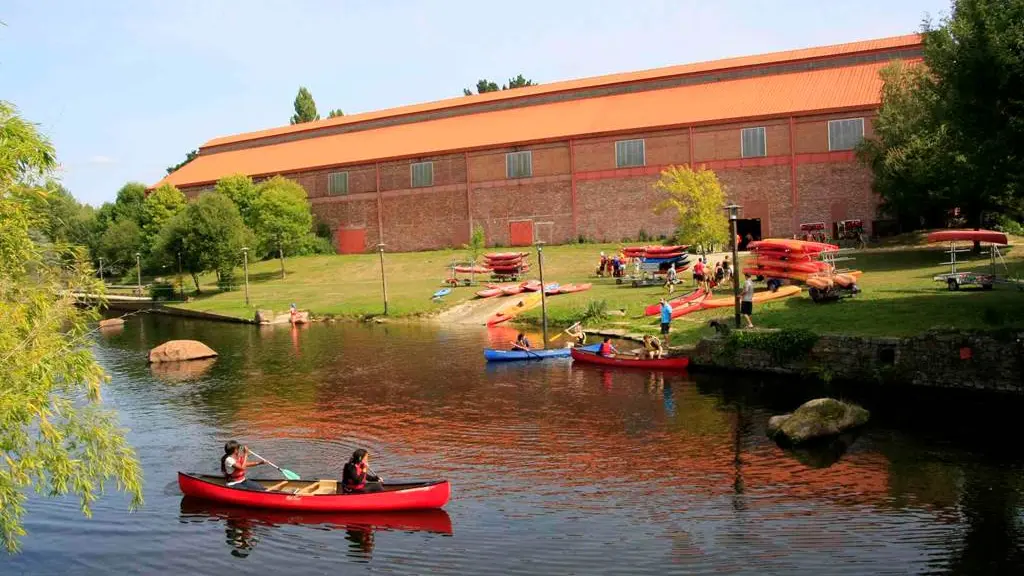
[221,441,267,491]
[598,337,618,357]
[343,449,384,493]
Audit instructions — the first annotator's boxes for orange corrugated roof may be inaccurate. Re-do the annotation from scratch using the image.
[201,34,921,149]
[158,59,906,189]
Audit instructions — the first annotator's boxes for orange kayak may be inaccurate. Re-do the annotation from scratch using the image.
[486,292,543,326]
[701,285,801,308]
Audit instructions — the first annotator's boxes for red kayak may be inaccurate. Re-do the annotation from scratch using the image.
[520,280,542,291]
[926,229,1008,245]
[454,265,491,274]
[570,348,689,370]
[643,288,706,316]
[476,287,503,298]
[557,283,592,294]
[177,473,450,512]
[179,498,454,535]
[670,293,710,318]
[501,284,524,295]
[485,252,529,261]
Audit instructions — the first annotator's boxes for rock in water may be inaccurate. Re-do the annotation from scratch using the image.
[99,318,125,328]
[148,340,218,363]
[767,398,869,445]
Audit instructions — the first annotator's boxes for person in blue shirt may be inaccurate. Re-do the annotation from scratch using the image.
[659,298,672,337]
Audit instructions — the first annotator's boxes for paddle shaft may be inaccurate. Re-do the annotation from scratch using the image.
[245,449,281,471]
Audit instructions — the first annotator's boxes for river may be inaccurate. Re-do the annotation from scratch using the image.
[3,315,1024,575]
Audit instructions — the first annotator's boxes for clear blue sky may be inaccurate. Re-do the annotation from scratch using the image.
[2,0,949,206]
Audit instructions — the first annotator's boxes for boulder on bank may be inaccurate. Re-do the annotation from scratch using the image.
[148,340,218,363]
[767,398,869,445]
[99,318,125,328]
[255,309,274,324]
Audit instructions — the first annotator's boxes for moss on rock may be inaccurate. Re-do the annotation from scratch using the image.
[766,398,869,445]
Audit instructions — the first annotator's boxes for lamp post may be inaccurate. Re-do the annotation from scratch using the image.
[241,247,250,307]
[377,243,389,315]
[725,204,742,329]
[98,257,104,283]
[134,252,142,296]
[535,241,549,345]
[177,251,184,300]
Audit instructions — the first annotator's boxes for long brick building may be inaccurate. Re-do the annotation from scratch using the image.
[155,34,922,253]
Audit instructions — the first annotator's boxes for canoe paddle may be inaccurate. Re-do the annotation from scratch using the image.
[247,449,301,481]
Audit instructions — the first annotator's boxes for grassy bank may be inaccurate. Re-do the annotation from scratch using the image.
[171,235,1024,344]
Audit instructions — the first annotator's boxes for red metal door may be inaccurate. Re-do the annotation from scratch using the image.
[509,220,534,246]
[336,227,367,254]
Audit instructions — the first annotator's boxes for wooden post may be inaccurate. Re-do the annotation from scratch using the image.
[726,204,742,328]
[536,241,548,345]
[378,243,389,315]
[242,247,250,306]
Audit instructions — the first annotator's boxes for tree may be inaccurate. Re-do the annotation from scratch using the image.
[140,184,186,260]
[327,109,344,118]
[111,182,147,228]
[165,149,198,175]
[214,174,259,230]
[98,219,142,274]
[653,165,729,253]
[252,176,313,279]
[290,87,319,124]
[153,192,252,292]
[463,224,486,262]
[0,100,143,553]
[463,76,536,95]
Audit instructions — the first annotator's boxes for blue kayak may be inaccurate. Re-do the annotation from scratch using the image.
[484,343,601,362]
[432,288,452,299]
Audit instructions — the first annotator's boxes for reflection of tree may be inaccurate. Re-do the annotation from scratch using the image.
[940,468,1024,575]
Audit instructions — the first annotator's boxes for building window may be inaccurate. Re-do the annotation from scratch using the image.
[411,161,434,187]
[615,139,645,168]
[828,118,865,151]
[327,171,348,196]
[741,127,766,158]
[506,151,533,179]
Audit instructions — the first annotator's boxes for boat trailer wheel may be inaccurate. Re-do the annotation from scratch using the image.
[947,278,959,291]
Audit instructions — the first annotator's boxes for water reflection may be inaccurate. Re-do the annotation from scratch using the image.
[149,358,216,382]
[178,498,452,560]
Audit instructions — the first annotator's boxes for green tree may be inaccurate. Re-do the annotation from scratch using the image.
[98,219,143,274]
[327,109,344,118]
[140,183,186,260]
[111,182,147,228]
[165,149,198,175]
[463,76,536,95]
[154,192,252,292]
[214,174,259,230]
[653,165,729,253]
[463,224,486,262]
[252,176,313,279]
[505,74,536,89]
[290,86,320,124]
[0,100,143,553]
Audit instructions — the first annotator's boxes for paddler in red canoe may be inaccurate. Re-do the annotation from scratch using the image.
[221,440,267,491]
[342,449,384,493]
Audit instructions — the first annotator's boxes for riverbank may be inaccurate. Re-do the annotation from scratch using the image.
[169,234,1024,344]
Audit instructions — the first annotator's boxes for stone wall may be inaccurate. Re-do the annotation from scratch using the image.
[690,329,1024,393]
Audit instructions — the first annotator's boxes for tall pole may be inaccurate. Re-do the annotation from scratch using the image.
[241,247,250,307]
[98,257,104,283]
[536,241,548,345]
[135,252,142,296]
[177,251,184,300]
[726,204,742,329]
[377,243,389,315]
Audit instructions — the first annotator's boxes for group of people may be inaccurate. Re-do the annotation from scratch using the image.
[220,441,383,494]
[690,256,733,293]
[597,252,627,278]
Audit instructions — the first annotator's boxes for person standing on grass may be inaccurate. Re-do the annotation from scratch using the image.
[665,263,677,293]
[741,272,755,329]
[659,298,672,339]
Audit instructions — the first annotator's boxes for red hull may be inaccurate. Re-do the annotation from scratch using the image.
[670,293,710,318]
[485,251,528,261]
[177,473,450,512]
[644,288,705,316]
[926,229,1008,245]
[557,283,592,294]
[476,288,503,298]
[570,348,689,370]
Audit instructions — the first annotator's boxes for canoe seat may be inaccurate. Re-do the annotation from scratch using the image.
[295,482,321,495]
[266,480,290,492]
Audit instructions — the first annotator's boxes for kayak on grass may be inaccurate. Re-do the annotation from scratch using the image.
[484,343,601,362]
[701,285,801,308]
[557,283,592,294]
[486,292,543,326]
[177,473,450,512]
[432,288,452,299]
[643,288,706,316]
[570,348,690,370]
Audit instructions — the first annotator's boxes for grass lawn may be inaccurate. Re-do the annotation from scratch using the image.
[170,235,1024,345]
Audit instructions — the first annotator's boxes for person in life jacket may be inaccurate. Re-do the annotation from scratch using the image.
[598,337,618,357]
[221,440,267,491]
[342,449,383,493]
[511,333,531,351]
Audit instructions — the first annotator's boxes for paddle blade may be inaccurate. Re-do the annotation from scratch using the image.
[281,468,301,481]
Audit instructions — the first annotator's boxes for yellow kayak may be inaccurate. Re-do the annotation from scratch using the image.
[701,285,801,308]
[486,292,543,326]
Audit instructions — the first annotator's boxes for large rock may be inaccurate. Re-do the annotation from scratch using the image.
[99,318,125,328]
[255,309,275,324]
[148,340,218,363]
[766,398,869,445]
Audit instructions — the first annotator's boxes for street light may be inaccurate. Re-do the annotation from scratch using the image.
[377,243,389,315]
[134,252,142,296]
[724,204,742,329]
[535,240,549,345]
[98,257,105,283]
[241,247,250,307]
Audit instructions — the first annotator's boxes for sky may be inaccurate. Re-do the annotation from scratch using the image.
[2,0,949,207]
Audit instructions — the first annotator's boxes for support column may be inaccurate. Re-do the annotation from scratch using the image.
[465,151,473,238]
[376,162,384,245]
[569,139,578,239]
[688,126,695,168]
[789,116,799,235]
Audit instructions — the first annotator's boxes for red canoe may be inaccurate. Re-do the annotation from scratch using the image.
[177,473,450,512]
[926,229,1008,245]
[643,288,706,316]
[179,498,454,535]
[570,348,689,370]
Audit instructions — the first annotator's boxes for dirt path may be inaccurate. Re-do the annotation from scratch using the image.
[435,297,506,325]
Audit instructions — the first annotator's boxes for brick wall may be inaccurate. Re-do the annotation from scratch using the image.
[469,144,569,182]
[470,178,573,246]
[717,165,794,237]
[381,188,469,251]
[797,162,877,233]
[577,176,676,242]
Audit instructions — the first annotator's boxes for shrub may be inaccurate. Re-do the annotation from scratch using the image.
[995,215,1024,237]
[148,282,176,301]
[217,268,237,291]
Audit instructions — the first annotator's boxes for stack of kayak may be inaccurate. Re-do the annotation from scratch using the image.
[643,285,802,319]
[742,239,837,282]
[622,245,691,274]
[484,252,529,276]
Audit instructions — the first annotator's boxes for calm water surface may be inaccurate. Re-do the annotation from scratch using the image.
[3,316,1024,575]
